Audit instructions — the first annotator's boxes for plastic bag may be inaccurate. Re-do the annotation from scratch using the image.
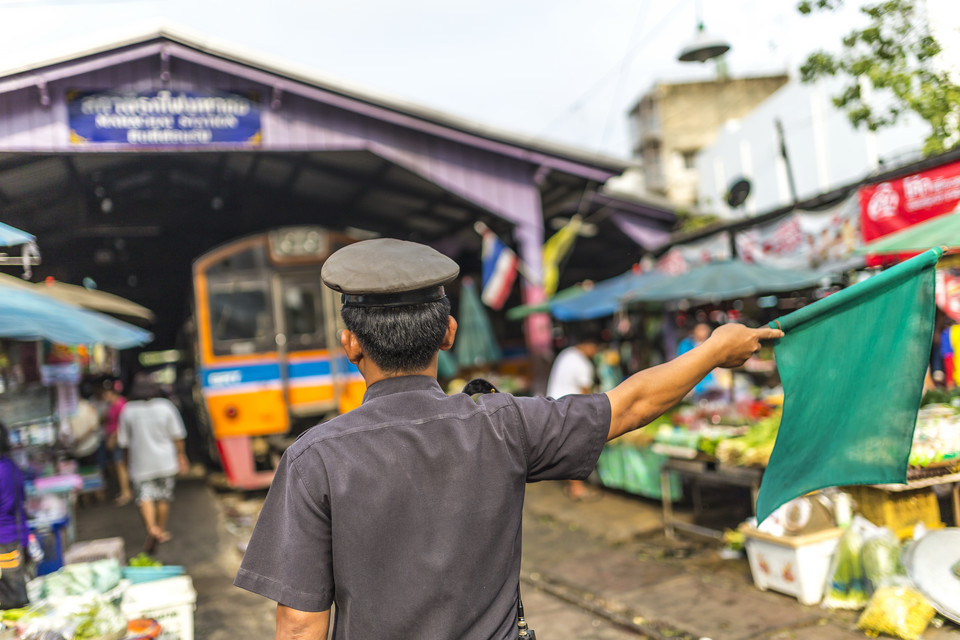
[856,585,936,640]
[821,516,876,610]
[41,559,121,599]
[17,594,127,640]
[861,527,903,591]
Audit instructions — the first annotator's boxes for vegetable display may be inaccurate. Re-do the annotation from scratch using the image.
[857,586,936,640]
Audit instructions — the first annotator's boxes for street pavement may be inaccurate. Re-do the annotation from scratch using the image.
[69,475,960,640]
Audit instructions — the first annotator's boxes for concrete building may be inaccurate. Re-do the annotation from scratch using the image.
[695,78,929,218]
[627,73,789,207]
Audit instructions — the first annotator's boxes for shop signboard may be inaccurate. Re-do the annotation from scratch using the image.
[655,232,732,274]
[859,160,960,242]
[67,90,262,146]
[736,196,862,271]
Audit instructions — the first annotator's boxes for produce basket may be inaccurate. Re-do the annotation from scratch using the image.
[122,565,186,584]
[846,485,943,540]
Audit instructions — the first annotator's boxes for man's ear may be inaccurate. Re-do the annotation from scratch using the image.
[340,329,364,365]
[439,316,457,351]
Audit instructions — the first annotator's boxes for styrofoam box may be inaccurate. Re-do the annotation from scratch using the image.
[741,525,844,606]
[121,574,197,640]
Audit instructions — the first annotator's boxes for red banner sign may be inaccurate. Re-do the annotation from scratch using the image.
[859,160,960,242]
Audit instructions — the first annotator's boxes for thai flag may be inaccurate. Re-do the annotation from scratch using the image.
[480,229,519,310]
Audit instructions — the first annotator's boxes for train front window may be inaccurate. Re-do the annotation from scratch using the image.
[282,282,326,350]
[209,281,274,355]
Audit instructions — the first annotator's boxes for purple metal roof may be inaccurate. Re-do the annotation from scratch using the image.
[0,30,638,285]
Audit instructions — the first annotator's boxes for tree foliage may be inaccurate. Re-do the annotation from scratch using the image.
[798,0,960,155]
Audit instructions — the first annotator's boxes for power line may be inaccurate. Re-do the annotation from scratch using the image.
[534,0,692,142]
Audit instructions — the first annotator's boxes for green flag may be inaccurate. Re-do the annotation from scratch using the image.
[756,248,941,523]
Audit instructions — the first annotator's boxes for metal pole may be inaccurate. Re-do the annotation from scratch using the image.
[775,118,799,204]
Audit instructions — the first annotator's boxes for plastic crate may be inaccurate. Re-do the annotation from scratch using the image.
[65,536,125,565]
[741,525,844,605]
[846,485,943,540]
[121,575,196,640]
[122,565,186,584]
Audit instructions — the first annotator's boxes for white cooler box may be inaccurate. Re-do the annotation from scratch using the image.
[741,525,844,606]
[121,574,197,640]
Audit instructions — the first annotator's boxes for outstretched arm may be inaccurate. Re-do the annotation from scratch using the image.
[605,324,783,441]
[276,605,330,640]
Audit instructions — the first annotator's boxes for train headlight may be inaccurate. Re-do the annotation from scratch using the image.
[225,405,239,420]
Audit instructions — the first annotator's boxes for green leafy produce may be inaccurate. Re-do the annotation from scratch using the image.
[862,533,903,589]
[823,525,869,610]
[128,552,163,568]
[715,413,780,466]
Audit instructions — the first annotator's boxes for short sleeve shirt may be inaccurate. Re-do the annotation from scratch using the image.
[546,346,595,398]
[234,375,610,640]
[117,398,187,483]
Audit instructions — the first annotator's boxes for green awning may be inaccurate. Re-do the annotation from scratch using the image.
[856,211,960,255]
[504,285,584,321]
[621,259,826,303]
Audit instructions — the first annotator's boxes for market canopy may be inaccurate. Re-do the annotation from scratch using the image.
[550,268,666,321]
[505,284,586,321]
[0,281,153,348]
[34,278,155,323]
[0,221,34,247]
[855,210,959,255]
[621,259,827,303]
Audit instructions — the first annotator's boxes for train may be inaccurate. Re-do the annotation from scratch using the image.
[189,227,365,489]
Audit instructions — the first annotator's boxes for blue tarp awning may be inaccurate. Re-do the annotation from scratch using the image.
[0,284,153,349]
[0,221,35,247]
[550,269,666,321]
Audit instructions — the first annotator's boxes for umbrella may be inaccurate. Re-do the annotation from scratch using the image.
[454,278,501,369]
[855,210,960,255]
[0,221,35,247]
[550,269,666,321]
[34,278,155,323]
[505,285,585,321]
[0,281,153,349]
[622,259,827,303]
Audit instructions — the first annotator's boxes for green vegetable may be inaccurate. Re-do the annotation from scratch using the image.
[862,534,903,588]
[128,552,163,567]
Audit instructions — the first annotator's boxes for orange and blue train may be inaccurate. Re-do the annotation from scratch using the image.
[191,227,365,489]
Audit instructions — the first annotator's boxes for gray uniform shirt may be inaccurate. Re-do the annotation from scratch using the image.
[234,375,610,639]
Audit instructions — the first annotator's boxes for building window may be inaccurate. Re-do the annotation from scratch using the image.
[681,150,698,170]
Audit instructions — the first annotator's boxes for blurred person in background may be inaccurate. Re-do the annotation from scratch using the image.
[678,322,719,399]
[98,380,132,506]
[0,421,31,609]
[547,324,602,502]
[118,376,189,553]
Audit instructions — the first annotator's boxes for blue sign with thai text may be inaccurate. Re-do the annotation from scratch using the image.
[67,89,262,146]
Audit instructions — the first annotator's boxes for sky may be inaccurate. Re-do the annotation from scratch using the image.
[0,0,872,158]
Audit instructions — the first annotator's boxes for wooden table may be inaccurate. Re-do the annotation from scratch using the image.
[660,457,764,540]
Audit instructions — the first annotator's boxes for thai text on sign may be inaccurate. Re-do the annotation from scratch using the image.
[67,89,262,146]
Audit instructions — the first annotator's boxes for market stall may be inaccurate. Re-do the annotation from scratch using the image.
[0,265,158,630]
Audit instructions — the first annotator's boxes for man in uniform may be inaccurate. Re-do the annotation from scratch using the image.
[234,238,782,639]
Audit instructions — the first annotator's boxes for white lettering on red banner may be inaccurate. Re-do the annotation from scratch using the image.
[859,160,960,242]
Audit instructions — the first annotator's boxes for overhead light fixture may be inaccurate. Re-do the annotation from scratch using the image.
[677,23,731,63]
[677,0,731,63]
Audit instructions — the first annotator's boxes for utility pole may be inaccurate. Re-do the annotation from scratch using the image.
[775,118,799,205]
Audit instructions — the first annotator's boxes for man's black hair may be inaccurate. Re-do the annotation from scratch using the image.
[341,298,451,373]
